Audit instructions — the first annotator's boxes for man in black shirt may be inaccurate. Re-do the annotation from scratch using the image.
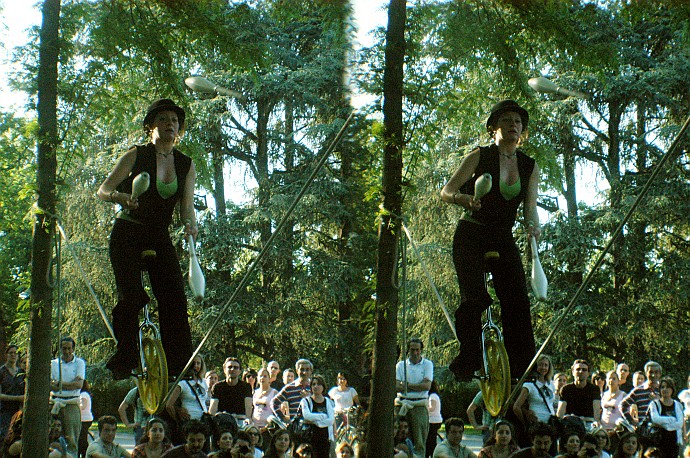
[556,359,601,429]
[209,357,253,419]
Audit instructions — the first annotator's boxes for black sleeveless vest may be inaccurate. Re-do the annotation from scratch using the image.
[461,144,535,229]
[117,143,192,229]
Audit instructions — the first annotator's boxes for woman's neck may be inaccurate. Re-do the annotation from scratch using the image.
[152,138,175,156]
[312,393,324,401]
[495,140,518,155]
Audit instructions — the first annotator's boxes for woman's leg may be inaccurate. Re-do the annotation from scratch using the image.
[108,220,149,376]
[149,237,193,377]
[451,222,493,380]
[491,240,535,379]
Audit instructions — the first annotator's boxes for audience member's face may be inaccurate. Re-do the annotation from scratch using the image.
[186,432,206,454]
[147,421,165,444]
[396,420,410,438]
[100,424,117,445]
[565,434,580,454]
[206,371,219,388]
[446,425,464,447]
[49,419,63,438]
[495,424,512,445]
[60,341,75,361]
[274,432,290,453]
[225,360,242,380]
[408,342,422,363]
[633,372,646,387]
[218,432,233,451]
[283,369,295,384]
[555,374,568,390]
[533,435,553,458]
[297,363,313,382]
[620,436,638,457]
[268,362,280,378]
[606,372,619,391]
[617,364,629,382]
[337,446,354,458]
[311,379,324,396]
[646,365,662,386]
[572,363,589,382]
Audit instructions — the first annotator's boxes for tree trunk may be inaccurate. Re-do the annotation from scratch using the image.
[25,0,61,456]
[367,1,406,457]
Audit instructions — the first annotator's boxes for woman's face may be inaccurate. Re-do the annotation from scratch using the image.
[537,358,550,378]
[192,357,202,376]
[284,370,295,384]
[555,374,567,390]
[338,375,348,387]
[219,432,233,450]
[150,110,180,142]
[621,436,638,456]
[493,112,523,143]
[565,435,580,454]
[258,370,270,386]
[660,382,673,398]
[311,380,324,395]
[206,372,219,387]
[247,428,260,446]
[148,421,165,444]
[245,374,257,386]
[606,372,619,391]
[275,432,290,452]
[495,424,512,446]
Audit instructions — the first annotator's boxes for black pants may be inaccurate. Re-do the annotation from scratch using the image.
[78,421,91,458]
[109,218,193,376]
[452,220,535,378]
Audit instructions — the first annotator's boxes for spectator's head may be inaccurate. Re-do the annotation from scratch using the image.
[5,410,23,444]
[244,425,261,449]
[444,417,465,447]
[190,354,207,379]
[491,420,517,448]
[659,376,676,398]
[257,367,271,388]
[605,370,619,392]
[283,368,296,385]
[205,370,219,389]
[554,372,568,392]
[268,429,291,456]
[407,338,424,363]
[231,430,254,458]
[97,415,118,445]
[429,379,439,395]
[60,337,76,361]
[644,361,662,386]
[295,443,315,458]
[183,419,208,454]
[49,415,63,440]
[535,354,554,381]
[571,359,590,383]
[581,433,599,454]
[267,361,280,380]
[528,422,555,458]
[142,417,168,445]
[616,363,630,383]
[311,374,327,396]
[224,357,242,381]
[214,429,233,451]
[394,416,411,444]
[614,432,639,458]
[295,359,313,383]
[337,372,350,387]
[591,370,606,390]
[336,442,355,458]
[5,345,18,364]
[632,371,646,387]
[560,431,581,455]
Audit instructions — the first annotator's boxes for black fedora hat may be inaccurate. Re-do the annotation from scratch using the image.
[143,98,186,128]
[486,99,529,131]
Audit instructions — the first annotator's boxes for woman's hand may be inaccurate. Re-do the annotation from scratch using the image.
[112,191,139,211]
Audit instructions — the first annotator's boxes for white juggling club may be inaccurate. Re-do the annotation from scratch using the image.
[528,76,588,99]
[185,76,245,100]
[131,172,150,200]
[530,236,548,300]
[474,173,492,200]
[187,235,205,300]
